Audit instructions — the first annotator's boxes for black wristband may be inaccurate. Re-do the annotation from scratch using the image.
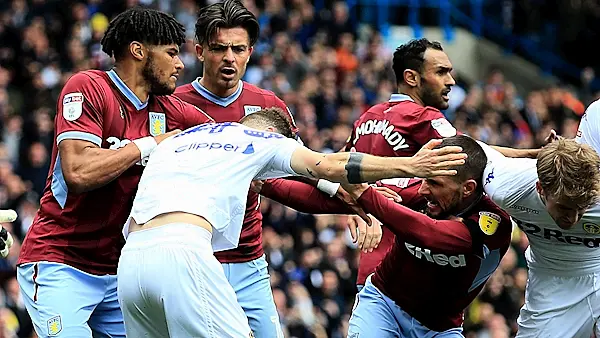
[345,153,364,183]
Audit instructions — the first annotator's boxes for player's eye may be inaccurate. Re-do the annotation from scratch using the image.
[426,179,437,186]
[210,45,228,53]
[232,46,247,53]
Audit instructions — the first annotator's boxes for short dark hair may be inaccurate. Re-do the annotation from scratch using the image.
[392,38,443,86]
[435,135,487,192]
[239,107,294,139]
[101,7,186,60]
[195,0,260,46]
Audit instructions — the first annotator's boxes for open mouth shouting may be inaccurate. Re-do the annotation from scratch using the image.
[441,89,451,101]
[220,67,236,80]
[425,198,443,215]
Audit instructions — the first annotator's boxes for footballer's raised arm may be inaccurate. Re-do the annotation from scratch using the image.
[289,139,467,184]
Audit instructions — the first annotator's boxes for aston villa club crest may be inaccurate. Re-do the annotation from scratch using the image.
[47,315,62,336]
[244,105,262,116]
[149,112,166,136]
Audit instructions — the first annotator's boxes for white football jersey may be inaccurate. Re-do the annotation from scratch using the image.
[479,142,600,275]
[125,122,301,252]
[576,99,600,151]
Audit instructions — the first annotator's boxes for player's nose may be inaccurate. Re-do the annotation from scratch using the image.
[446,74,456,87]
[223,47,235,63]
[564,212,579,227]
[175,56,184,70]
[417,182,429,196]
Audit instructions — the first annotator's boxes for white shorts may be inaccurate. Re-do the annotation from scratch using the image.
[517,269,600,338]
[117,223,252,338]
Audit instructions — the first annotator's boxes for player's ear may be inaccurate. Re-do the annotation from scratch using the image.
[404,69,420,87]
[463,179,477,198]
[195,44,204,62]
[535,180,544,196]
[247,46,254,62]
[265,126,276,133]
[130,41,145,61]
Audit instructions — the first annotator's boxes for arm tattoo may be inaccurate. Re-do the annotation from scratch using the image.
[345,153,364,183]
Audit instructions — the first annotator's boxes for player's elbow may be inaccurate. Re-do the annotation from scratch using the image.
[63,172,86,194]
[62,168,90,194]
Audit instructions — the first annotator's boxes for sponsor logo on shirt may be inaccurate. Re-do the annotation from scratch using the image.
[354,119,409,151]
[509,205,540,214]
[484,169,494,185]
[479,212,501,235]
[431,118,457,137]
[516,220,600,247]
[62,93,84,121]
[175,142,255,154]
[405,242,466,267]
[243,129,285,139]
[174,122,237,139]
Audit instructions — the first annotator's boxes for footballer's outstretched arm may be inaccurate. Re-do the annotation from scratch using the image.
[344,184,475,252]
[491,145,540,159]
[260,179,352,214]
[60,131,179,193]
[290,139,467,184]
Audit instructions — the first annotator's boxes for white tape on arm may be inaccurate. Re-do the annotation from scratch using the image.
[133,136,158,160]
[317,179,340,197]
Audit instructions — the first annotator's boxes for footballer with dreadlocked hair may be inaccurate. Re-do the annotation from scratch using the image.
[17,7,212,338]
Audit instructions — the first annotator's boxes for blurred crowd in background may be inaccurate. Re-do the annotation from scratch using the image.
[0,0,597,337]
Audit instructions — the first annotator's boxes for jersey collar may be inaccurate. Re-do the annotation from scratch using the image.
[389,93,414,103]
[191,78,243,107]
[106,69,148,110]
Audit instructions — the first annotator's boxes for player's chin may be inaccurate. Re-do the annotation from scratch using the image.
[425,205,442,217]
[220,80,240,91]
[165,83,177,95]
[152,83,176,96]
[439,99,450,110]
[556,221,576,230]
